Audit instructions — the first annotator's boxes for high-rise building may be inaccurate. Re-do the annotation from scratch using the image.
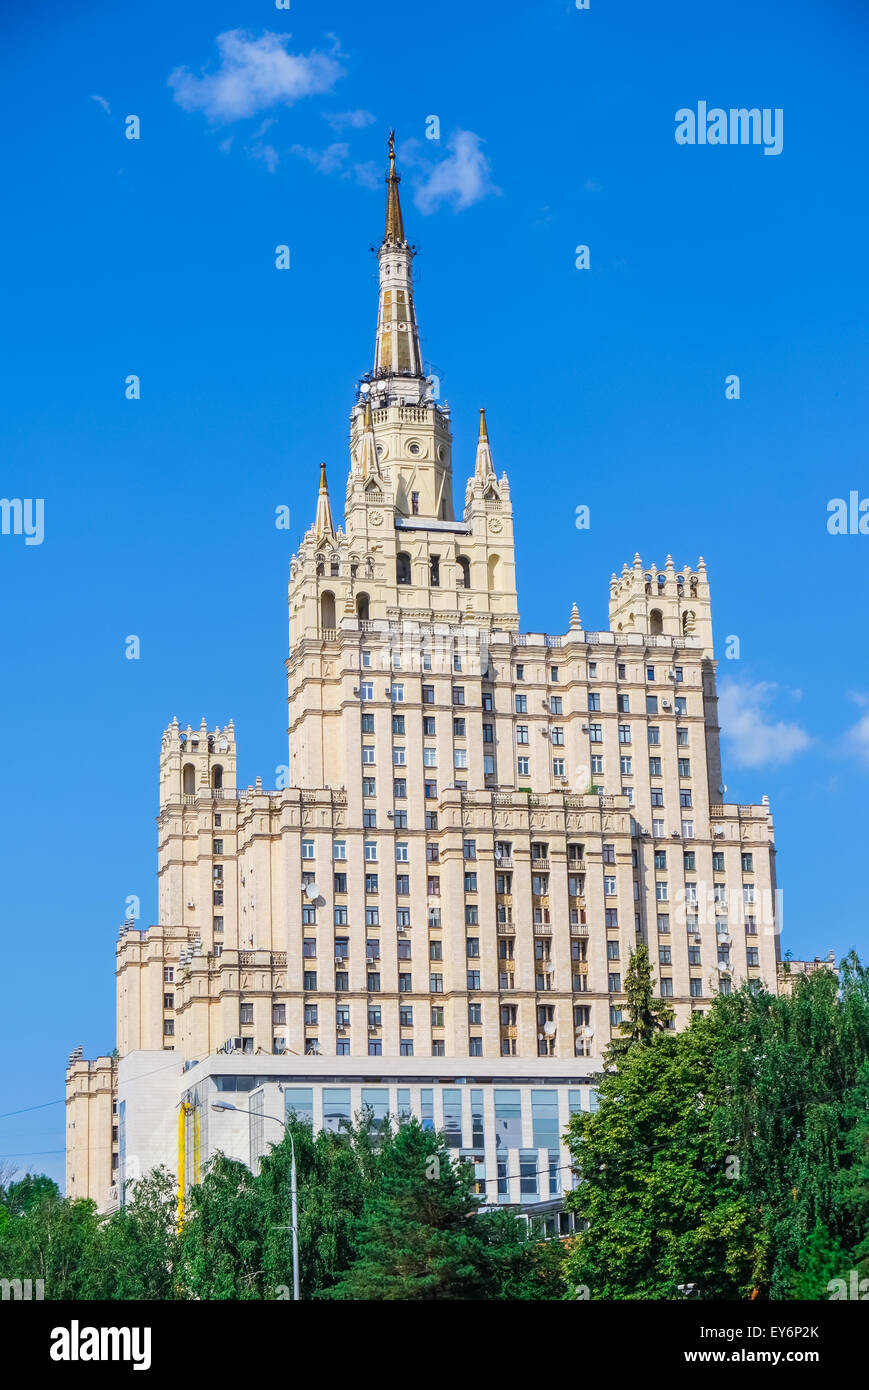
[66,135,781,1222]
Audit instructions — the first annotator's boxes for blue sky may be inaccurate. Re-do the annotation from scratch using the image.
[1,0,867,1186]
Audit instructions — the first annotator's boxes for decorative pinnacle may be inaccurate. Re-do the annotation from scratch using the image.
[314,462,334,539]
[479,407,488,441]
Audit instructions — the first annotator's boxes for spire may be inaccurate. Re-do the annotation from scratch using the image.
[384,129,405,245]
[314,462,334,539]
[359,399,381,483]
[371,132,424,388]
[474,407,496,482]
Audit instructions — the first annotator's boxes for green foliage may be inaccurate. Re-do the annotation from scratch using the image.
[606,943,674,1063]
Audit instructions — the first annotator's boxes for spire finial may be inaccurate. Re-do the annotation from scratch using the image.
[478,407,488,441]
[314,462,334,539]
[383,129,405,244]
[474,407,496,483]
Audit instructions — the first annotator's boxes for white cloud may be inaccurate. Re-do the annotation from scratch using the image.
[844,693,869,767]
[718,680,811,768]
[291,141,349,174]
[411,129,499,215]
[169,30,343,123]
[324,109,375,131]
[250,143,280,173]
[352,160,381,190]
[90,94,111,115]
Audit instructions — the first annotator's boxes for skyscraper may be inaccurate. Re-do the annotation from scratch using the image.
[66,135,780,1221]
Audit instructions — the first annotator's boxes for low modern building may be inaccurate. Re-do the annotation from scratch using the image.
[66,135,782,1215]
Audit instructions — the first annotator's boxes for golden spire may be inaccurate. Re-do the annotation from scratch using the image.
[475,407,496,481]
[314,461,334,539]
[383,129,405,244]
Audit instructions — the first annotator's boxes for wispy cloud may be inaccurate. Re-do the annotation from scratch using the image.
[324,109,375,132]
[169,30,343,123]
[291,141,349,175]
[409,129,499,215]
[290,142,381,189]
[844,692,869,767]
[718,680,811,768]
[90,94,111,116]
[250,143,280,173]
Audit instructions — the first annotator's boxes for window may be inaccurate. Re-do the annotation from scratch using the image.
[304,1003,319,1024]
[430,973,443,993]
[454,748,468,769]
[163,1018,175,1036]
[604,875,616,896]
[367,972,381,992]
[608,972,622,992]
[429,940,443,960]
[431,1006,444,1027]
[618,724,631,744]
[390,683,404,703]
[482,690,494,711]
[659,946,671,965]
[552,726,565,746]
[303,970,317,989]
[683,851,696,871]
[660,977,674,997]
[679,790,693,808]
[688,946,701,966]
[515,694,527,713]
[364,840,378,862]
[690,978,703,997]
[657,913,669,933]
[588,692,601,712]
[550,696,563,715]
[424,779,437,799]
[452,686,465,705]
[588,662,597,678]
[364,906,379,926]
[742,853,754,873]
[649,756,662,777]
[213,916,223,933]
[675,696,687,716]
[397,908,411,928]
[746,947,759,966]
[516,664,525,681]
[516,724,529,744]
[423,747,437,769]
[163,967,174,983]
[393,777,407,798]
[362,777,376,797]
[591,754,603,773]
[682,820,694,839]
[333,905,348,926]
[467,937,480,957]
[464,871,478,893]
[164,992,174,1009]
[467,970,481,990]
[673,666,683,682]
[602,843,616,864]
[452,716,467,738]
[652,818,664,837]
[589,722,602,742]
[334,938,349,961]
[212,838,224,855]
[656,881,669,901]
[551,665,559,681]
[468,1002,482,1024]
[606,940,620,960]
[713,851,725,872]
[301,839,315,860]
[648,725,660,746]
[396,874,410,895]
[678,758,691,778]
[360,681,374,701]
[398,972,412,993]
[422,684,434,705]
[651,788,664,807]
[620,755,632,774]
[517,757,529,775]
[605,908,619,927]
[429,554,439,586]
[463,838,477,860]
[654,849,667,869]
[552,758,566,780]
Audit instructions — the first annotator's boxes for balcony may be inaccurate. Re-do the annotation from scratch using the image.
[570,922,589,936]
[497,922,516,935]
[534,922,553,935]
[531,858,550,870]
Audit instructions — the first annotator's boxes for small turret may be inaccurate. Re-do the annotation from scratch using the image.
[159,719,237,809]
[608,554,714,657]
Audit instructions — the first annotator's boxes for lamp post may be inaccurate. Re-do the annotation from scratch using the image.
[211,1101,299,1301]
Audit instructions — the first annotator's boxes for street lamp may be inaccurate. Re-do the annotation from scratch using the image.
[211,1101,300,1301]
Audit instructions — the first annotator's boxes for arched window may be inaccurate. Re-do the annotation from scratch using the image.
[457,556,471,589]
[396,552,411,585]
[330,555,340,577]
[650,608,664,635]
[182,763,195,795]
[320,591,336,630]
[211,764,223,790]
[315,554,325,577]
[356,592,370,621]
[430,555,440,587]
[689,576,698,597]
[487,553,499,590]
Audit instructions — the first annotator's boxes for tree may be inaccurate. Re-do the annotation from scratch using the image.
[564,1012,765,1299]
[606,944,674,1063]
[329,1118,503,1300]
[96,1169,179,1300]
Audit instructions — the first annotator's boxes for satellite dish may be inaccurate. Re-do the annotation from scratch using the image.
[718,784,727,795]
[305,882,320,900]
[543,1020,556,1036]
[584,1027,594,1039]
[542,961,553,973]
